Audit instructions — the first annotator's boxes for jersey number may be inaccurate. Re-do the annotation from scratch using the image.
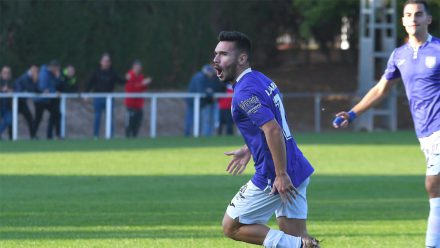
[273,94,292,140]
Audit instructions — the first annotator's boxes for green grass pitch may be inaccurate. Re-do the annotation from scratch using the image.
[0,131,428,247]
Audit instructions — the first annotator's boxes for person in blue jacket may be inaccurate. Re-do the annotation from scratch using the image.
[184,64,220,136]
[14,65,39,139]
[33,60,61,140]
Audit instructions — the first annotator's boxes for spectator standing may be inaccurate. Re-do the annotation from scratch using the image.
[200,65,221,136]
[34,60,61,140]
[124,60,152,138]
[184,64,219,137]
[14,65,39,139]
[217,83,234,135]
[86,53,124,138]
[184,70,198,137]
[0,66,13,140]
[53,65,78,138]
[58,65,78,93]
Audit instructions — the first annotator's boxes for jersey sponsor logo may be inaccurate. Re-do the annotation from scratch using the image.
[239,95,262,114]
[265,82,278,96]
[425,56,437,69]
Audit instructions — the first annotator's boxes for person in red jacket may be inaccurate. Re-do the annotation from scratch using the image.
[217,83,234,135]
[124,60,152,138]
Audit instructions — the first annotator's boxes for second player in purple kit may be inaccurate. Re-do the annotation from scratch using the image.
[333,1,440,247]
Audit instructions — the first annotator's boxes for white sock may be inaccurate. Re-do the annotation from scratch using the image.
[426,198,440,248]
[263,229,302,248]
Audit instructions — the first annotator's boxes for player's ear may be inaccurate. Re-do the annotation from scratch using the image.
[427,14,432,25]
[238,53,248,65]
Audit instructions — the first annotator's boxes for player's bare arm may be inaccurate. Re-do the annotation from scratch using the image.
[261,119,299,203]
[334,77,398,128]
[224,145,251,175]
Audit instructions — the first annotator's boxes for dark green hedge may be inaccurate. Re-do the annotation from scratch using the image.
[0,0,438,90]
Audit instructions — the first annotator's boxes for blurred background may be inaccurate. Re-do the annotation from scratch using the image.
[0,0,439,139]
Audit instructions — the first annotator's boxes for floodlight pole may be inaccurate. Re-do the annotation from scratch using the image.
[357,0,397,132]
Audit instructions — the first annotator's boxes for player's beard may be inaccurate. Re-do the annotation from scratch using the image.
[219,62,238,83]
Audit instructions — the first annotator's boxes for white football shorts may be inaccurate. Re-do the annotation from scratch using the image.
[226,177,310,225]
[419,130,440,176]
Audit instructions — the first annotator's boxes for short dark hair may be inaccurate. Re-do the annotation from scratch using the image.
[218,31,252,58]
[404,0,430,15]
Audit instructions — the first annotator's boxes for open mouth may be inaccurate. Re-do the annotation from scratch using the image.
[214,66,223,78]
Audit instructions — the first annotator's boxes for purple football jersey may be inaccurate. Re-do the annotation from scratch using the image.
[232,69,314,189]
[383,35,440,138]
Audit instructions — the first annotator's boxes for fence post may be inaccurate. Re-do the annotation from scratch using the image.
[150,96,157,138]
[314,93,321,133]
[60,95,67,138]
[105,96,112,140]
[193,95,200,138]
[12,96,18,141]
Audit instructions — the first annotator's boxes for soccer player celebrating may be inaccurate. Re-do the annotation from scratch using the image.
[214,31,319,248]
[333,1,440,247]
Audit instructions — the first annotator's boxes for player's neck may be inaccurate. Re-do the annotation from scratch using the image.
[408,32,429,48]
[234,66,251,83]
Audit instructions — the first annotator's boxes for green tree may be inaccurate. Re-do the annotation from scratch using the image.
[293,0,359,63]
[0,0,216,89]
[293,0,440,60]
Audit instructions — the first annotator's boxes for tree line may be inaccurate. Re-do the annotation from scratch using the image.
[0,0,438,89]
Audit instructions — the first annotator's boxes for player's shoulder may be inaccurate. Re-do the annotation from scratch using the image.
[431,35,440,43]
[392,43,410,56]
[243,70,271,81]
[239,70,272,89]
[234,71,270,99]
[429,36,440,49]
[384,43,411,64]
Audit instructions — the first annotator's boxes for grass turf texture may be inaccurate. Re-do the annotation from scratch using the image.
[0,131,427,247]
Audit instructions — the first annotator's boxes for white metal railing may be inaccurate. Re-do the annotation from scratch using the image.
[0,92,370,141]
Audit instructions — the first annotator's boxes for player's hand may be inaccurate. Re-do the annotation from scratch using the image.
[333,111,350,128]
[271,173,298,204]
[224,146,251,175]
[333,110,357,128]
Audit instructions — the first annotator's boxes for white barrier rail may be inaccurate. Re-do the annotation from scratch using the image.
[0,92,358,141]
